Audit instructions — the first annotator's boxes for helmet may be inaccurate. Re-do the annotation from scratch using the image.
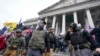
[70,23,78,30]
[15,29,22,33]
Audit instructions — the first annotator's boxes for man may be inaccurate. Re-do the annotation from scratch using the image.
[44,28,56,56]
[26,20,46,56]
[65,23,95,56]
[90,23,100,55]
[3,29,26,56]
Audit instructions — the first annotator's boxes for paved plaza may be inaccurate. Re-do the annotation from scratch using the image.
[0,52,70,56]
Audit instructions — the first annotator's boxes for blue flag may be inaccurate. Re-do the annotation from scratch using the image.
[15,18,23,30]
[19,18,22,24]
[0,30,2,35]
[1,27,7,35]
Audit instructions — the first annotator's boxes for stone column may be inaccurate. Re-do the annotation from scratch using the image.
[86,9,95,28]
[44,17,48,30]
[52,16,56,29]
[73,11,78,24]
[61,14,66,34]
[55,22,58,35]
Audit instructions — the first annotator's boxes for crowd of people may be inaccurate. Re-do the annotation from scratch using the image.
[0,19,100,56]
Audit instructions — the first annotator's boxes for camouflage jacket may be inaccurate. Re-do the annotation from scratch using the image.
[6,35,26,50]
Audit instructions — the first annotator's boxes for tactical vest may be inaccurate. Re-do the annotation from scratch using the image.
[29,30,46,50]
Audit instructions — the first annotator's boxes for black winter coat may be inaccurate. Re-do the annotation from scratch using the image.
[91,27,100,48]
[45,33,57,52]
[65,30,95,49]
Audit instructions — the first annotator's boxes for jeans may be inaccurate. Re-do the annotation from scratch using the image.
[62,45,67,53]
[71,48,92,56]
[26,47,42,56]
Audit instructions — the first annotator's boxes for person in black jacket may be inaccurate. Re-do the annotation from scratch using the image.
[44,27,56,56]
[90,24,100,54]
[65,23,95,56]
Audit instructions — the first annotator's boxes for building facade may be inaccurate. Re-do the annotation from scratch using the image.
[38,0,100,35]
[23,17,39,29]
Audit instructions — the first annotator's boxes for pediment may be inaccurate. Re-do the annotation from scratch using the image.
[39,1,73,14]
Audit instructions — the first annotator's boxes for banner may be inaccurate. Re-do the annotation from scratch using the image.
[3,22,17,31]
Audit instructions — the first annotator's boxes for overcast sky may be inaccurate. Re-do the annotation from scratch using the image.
[0,0,59,29]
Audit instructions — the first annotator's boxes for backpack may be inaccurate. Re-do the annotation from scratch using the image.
[70,31,86,45]
[29,30,46,50]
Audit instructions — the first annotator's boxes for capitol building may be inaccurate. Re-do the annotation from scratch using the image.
[24,0,100,35]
